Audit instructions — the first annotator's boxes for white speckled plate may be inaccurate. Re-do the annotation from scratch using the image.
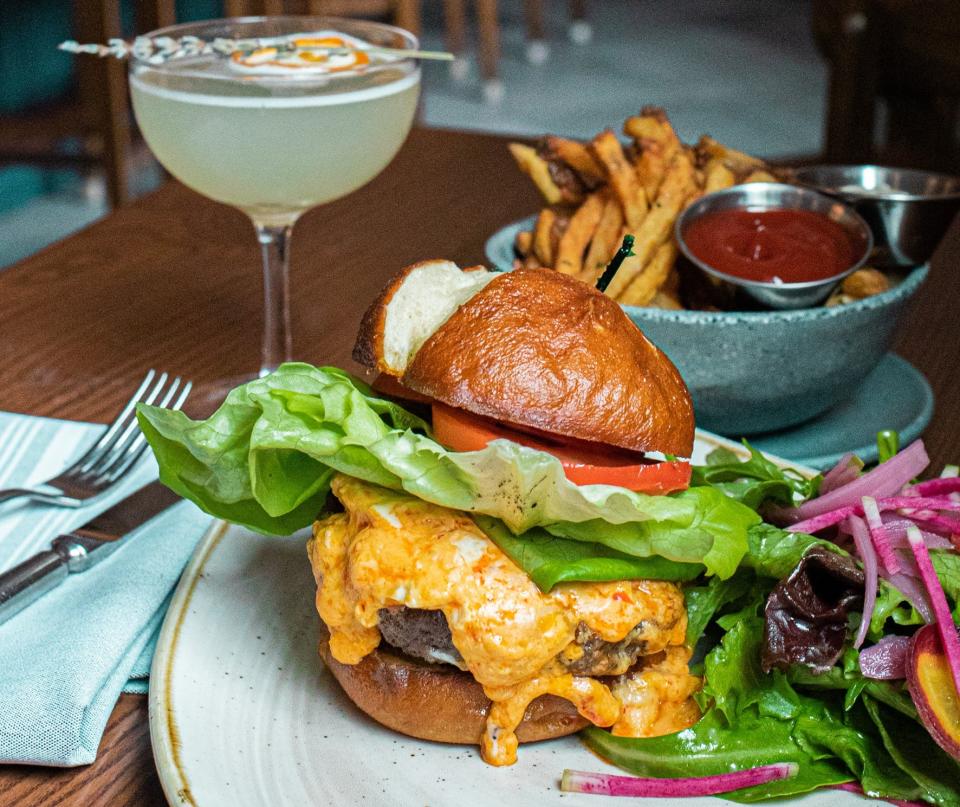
[149,434,859,807]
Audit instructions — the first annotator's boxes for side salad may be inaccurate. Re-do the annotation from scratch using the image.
[582,439,960,805]
[136,364,960,804]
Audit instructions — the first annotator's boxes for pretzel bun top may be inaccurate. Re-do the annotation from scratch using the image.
[354,262,694,457]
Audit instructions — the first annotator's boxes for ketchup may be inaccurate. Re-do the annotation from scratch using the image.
[683,208,855,284]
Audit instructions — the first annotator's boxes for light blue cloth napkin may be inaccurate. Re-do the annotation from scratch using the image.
[0,411,212,766]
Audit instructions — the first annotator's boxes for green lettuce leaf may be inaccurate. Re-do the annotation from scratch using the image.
[137,363,758,578]
[474,516,703,591]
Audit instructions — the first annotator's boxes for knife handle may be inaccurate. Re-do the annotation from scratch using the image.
[0,533,114,626]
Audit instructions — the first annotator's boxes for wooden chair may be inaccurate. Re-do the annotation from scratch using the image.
[69,0,421,209]
[444,0,590,101]
[812,0,960,171]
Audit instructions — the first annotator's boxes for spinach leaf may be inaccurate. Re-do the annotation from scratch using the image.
[684,570,755,647]
[794,701,920,800]
[692,442,821,508]
[742,523,834,580]
[582,710,851,803]
[863,695,960,806]
[585,611,934,804]
[870,551,960,635]
[474,516,702,591]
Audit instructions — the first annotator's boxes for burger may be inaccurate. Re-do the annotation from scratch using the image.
[313,260,700,766]
[137,259,757,767]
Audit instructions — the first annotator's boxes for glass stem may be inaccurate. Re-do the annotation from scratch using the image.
[254,221,294,376]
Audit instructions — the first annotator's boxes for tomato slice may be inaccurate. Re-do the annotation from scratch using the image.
[431,403,691,494]
[371,374,434,405]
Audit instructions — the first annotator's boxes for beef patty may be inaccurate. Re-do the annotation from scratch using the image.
[377,606,651,677]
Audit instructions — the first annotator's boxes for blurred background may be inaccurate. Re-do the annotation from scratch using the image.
[1,0,957,269]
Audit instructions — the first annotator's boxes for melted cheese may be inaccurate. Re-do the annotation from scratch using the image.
[609,646,702,737]
[308,474,699,765]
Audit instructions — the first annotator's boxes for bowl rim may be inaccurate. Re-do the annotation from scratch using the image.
[620,262,927,323]
[673,182,874,293]
[791,164,960,202]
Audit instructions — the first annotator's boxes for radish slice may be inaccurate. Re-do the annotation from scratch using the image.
[909,513,960,536]
[942,465,960,505]
[859,635,911,679]
[863,497,902,575]
[876,496,960,512]
[906,477,960,497]
[905,526,960,697]
[559,764,799,798]
[785,440,929,523]
[849,515,878,649]
[788,506,857,534]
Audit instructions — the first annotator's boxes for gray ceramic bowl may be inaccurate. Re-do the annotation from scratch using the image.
[791,165,960,268]
[621,267,927,434]
[485,217,928,435]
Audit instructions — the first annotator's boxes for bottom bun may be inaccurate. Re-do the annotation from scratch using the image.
[318,626,588,745]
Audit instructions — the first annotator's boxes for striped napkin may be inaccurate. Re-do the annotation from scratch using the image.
[0,411,212,766]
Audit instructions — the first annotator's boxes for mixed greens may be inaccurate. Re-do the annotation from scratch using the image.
[136,363,960,804]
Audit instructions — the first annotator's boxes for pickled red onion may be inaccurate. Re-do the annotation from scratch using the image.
[559,764,798,797]
[849,514,878,649]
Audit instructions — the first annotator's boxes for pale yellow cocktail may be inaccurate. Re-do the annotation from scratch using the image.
[130,57,419,223]
[128,18,421,376]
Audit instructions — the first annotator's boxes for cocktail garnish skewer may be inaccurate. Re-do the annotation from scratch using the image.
[59,37,453,64]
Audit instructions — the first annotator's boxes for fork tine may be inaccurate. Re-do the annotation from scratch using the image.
[62,370,157,473]
[83,375,177,480]
[170,379,192,412]
[76,372,169,475]
[87,376,190,485]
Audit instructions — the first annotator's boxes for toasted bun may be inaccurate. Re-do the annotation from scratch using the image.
[354,260,495,376]
[355,263,694,456]
[318,626,587,745]
[417,268,694,455]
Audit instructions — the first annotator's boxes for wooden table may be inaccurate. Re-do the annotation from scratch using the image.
[0,127,958,805]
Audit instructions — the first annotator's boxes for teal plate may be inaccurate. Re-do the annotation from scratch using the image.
[749,352,933,469]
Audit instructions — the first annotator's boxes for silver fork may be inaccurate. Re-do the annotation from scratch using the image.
[0,370,191,508]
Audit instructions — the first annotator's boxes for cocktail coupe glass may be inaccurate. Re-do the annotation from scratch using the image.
[129,16,420,390]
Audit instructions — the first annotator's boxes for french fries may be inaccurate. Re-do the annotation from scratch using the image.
[508,143,564,205]
[545,136,605,182]
[581,195,625,284]
[619,241,679,306]
[604,150,696,299]
[515,229,533,258]
[508,110,822,310]
[695,135,765,173]
[590,130,648,229]
[703,158,736,193]
[533,208,557,266]
[743,169,778,183]
[555,191,605,276]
